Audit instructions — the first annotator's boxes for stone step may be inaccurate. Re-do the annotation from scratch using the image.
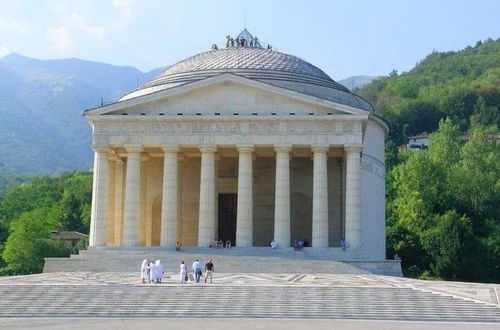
[1,284,499,322]
[44,247,402,276]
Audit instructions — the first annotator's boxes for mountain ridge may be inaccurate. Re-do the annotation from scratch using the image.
[0,53,163,174]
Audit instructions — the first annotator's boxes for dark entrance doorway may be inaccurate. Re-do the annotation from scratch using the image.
[218,193,237,246]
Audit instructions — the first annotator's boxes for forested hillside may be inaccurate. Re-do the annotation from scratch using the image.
[357,39,500,282]
[0,54,162,174]
[356,38,500,145]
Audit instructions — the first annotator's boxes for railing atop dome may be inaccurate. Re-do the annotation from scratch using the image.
[210,28,277,51]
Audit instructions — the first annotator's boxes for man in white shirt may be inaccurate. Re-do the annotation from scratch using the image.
[192,259,202,283]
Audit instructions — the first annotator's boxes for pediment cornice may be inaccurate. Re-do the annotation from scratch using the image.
[84,73,370,117]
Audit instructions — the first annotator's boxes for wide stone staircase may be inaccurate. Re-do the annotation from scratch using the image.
[0,273,499,322]
[43,247,402,276]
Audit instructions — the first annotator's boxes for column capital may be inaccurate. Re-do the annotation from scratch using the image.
[162,145,180,153]
[311,144,330,153]
[237,145,254,153]
[92,146,109,153]
[274,144,292,153]
[345,145,363,153]
[199,145,217,153]
[124,145,143,153]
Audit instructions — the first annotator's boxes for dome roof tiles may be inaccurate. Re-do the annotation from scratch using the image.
[118,47,373,112]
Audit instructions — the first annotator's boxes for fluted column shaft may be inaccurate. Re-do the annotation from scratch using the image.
[113,158,124,246]
[160,147,179,247]
[312,145,329,247]
[345,146,362,249]
[198,146,217,247]
[274,145,292,248]
[89,147,109,247]
[236,146,254,247]
[122,146,143,246]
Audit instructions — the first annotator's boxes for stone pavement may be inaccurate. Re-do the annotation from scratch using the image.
[1,318,500,330]
[0,272,499,322]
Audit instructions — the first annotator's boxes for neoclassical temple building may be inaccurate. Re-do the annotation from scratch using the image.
[84,32,388,261]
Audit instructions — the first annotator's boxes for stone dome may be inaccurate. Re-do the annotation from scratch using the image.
[119,47,373,112]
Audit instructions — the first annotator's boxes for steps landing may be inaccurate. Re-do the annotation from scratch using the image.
[44,247,402,276]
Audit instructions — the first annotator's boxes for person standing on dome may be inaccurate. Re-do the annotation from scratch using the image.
[226,35,231,48]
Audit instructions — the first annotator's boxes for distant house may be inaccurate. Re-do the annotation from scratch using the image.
[407,135,429,151]
[404,133,499,152]
[51,231,88,248]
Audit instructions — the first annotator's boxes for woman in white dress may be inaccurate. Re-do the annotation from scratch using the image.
[154,260,164,283]
[140,259,149,284]
[180,261,188,284]
[148,260,156,283]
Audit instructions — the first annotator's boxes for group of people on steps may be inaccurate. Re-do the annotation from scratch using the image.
[141,259,214,284]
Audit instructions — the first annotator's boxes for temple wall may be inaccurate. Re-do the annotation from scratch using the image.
[145,158,163,246]
[253,157,275,246]
[328,158,344,247]
[290,157,312,245]
[360,119,386,260]
[106,159,116,245]
[180,157,201,245]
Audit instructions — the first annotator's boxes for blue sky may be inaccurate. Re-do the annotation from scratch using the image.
[0,0,499,80]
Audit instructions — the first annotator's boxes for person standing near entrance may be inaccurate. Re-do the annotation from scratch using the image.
[180,261,188,284]
[192,259,202,283]
[205,260,214,283]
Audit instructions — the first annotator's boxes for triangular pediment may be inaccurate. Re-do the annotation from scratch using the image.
[84,73,368,117]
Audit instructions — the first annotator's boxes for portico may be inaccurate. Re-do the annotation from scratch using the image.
[84,43,389,261]
[88,124,364,249]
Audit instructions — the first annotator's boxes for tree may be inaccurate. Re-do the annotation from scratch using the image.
[2,207,70,274]
[389,69,398,77]
[421,211,474,280]
[59,192,83,232]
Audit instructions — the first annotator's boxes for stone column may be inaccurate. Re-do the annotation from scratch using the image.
[345,145,362,249]
[122,146,143,246]
[113,158,124,246]
[312,145,329,247]
[89,147,109,247]
[198,146,217,247]
[160,146,180,248]
[274,145,292,248]
[236,145,254,247]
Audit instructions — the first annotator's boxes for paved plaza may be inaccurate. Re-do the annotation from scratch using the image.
[0,272,498,323]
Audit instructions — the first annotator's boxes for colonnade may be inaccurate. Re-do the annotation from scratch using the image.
[89,144,362,249]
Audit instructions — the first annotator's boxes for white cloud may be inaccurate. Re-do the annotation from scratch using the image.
[112,0,136,28]
[45,26,74,53]
[0,44,10,57]
[0,16,32,34]
[70,13,106,38]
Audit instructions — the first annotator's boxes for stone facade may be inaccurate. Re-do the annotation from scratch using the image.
[84,53,389,261]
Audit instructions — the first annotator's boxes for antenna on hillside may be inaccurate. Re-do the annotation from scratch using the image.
[100,97,104,107]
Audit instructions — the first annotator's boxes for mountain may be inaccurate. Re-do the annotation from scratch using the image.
[0,54,163,174]
[338,75,380,91]
[355,39,500,144]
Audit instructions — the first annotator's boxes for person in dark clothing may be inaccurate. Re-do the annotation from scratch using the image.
[205,260,214,283]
